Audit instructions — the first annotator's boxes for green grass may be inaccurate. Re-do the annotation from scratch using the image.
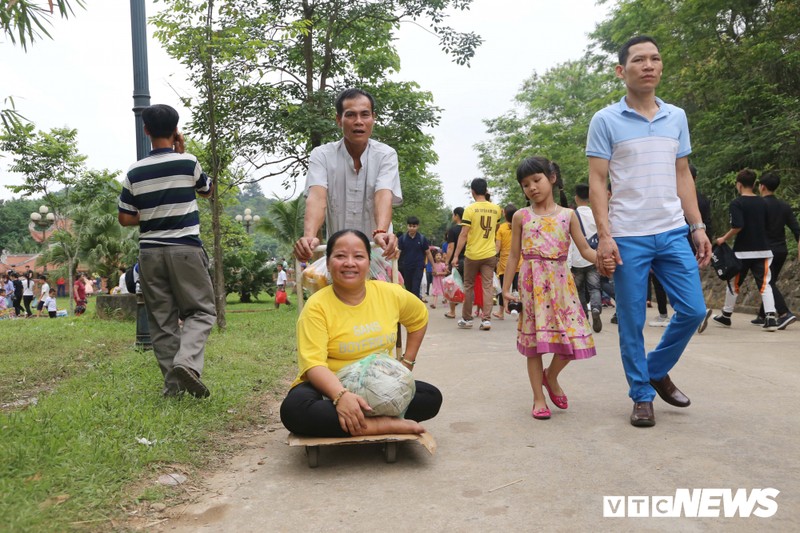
[0,295,297,532]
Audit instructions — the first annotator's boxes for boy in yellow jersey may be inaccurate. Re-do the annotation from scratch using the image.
[451,178,504,330]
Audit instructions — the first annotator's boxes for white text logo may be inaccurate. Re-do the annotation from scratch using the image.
[603,489,779,518]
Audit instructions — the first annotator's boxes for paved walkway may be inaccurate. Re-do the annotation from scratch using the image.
[161,306,800,532]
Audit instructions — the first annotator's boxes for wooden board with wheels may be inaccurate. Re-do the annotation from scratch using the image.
[287,432,436,468]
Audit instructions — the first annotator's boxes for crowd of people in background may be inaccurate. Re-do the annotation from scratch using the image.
[0,269,107,319]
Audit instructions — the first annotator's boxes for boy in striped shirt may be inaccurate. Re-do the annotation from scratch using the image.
[118,104,216,399]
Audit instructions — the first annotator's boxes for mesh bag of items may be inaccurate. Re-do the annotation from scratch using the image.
[336,352,416,417]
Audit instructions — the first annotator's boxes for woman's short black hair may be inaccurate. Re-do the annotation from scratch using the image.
[326,229,372,259]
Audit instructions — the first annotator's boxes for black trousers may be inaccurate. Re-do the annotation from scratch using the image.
[280,380,442,438]
[757,251,790,317]
[22,295,33,316]
[497,272,518,308]
[400,266,425,299]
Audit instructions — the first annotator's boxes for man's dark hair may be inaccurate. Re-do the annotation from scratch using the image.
[406,216,420,225]
[736,168,758,188]
[335,88,375,116]
[689,163,698,180]
[759,171,781,192]
[453,207,464,219]
[574,183,590,201]
[470,178,488,196]
[142,104,179,139]
[618,35,659,65]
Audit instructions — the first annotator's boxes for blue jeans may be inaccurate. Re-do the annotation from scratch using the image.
[614,226,707,402]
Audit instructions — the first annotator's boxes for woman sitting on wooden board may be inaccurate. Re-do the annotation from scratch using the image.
[280,229,442,437]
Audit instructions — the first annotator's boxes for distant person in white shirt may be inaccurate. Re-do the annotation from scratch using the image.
[117,267,129,294]
[37,275,50,317]
[293,88,402,262]
[44,288,58,318]
[275,264,291,308]
[569,183,603,333]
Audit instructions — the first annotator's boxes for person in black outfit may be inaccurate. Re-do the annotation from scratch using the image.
[713,169,778,331]
[11,272,23,317]
[444,207,465,319]
[752,171,800,329]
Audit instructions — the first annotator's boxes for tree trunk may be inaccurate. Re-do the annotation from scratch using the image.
[67,266,74,313]
[205,0,227,330]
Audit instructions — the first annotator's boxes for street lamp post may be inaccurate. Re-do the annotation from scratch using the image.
[130,0,152,349]
[29,205,55,272]
[235,208,261,234]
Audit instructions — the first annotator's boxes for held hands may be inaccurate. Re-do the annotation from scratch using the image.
[294,236,320,262]
[335,391,373,436]
[595,236,623,277]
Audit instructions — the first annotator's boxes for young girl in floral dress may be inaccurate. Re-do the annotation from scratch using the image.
[429,253,447,309]
[502,156,615,420]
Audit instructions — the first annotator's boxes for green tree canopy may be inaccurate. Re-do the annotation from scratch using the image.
[478,0,799,234]
[476,58,618,205]
[591,0,800,231]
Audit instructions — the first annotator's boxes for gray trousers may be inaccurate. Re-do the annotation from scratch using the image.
[571,265,602,313]
[139,245,216,385]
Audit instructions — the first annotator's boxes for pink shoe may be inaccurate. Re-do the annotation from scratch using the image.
[532,406,551,420]
[543,369,568,410]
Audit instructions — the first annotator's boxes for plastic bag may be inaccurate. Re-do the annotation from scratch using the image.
[275,290,287,304]
[336,352,416,417]
[369,249,403,285]
[369,249,393,282]
[301,256,329,293]
[442,270,465,303]
[492,273,501,294]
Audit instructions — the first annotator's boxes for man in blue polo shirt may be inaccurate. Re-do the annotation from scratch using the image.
[586,36,711,428]
[398,216,435,300]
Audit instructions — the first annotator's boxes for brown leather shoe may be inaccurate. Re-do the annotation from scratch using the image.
[630,401,655,427]
[650,375,690,407]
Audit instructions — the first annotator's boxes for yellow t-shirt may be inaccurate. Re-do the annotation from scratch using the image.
[496,222,521,275]
[461,200,503,260]
[292,280,428,388]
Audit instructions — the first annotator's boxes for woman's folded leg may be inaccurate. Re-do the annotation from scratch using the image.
[405,381,442,422]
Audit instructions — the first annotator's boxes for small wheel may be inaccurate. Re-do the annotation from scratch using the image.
[384,442,398,463]
[306,446,319,468]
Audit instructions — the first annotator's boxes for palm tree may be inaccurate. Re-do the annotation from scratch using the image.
[256,196,305,254]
